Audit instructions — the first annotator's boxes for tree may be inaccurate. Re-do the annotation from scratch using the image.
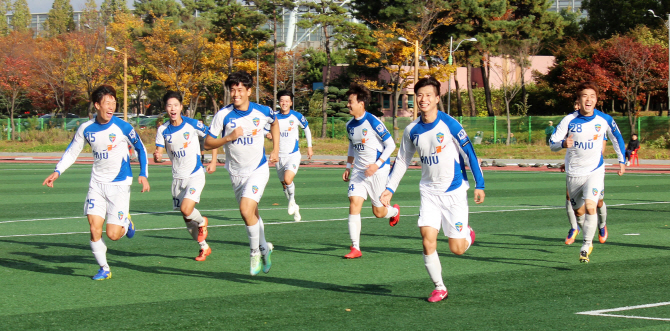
[100,0,130,25]
[81,0,102,30]
[0,32,32,139]
[44,0,76,36]
[133,0,184,25]
[10,0,31,33]
[70,28,114,116]
[31,35,82,116]
[0,0,9,36]
[581,0,664,39]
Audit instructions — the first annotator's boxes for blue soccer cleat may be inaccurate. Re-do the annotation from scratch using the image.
[126,215,135,239]
[92,267,111,280]
[565,227,579,245]
[250,254,262,276]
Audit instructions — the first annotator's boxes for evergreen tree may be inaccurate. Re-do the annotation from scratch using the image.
[0,0,9,36]
[44,0,76,36]
[10,0,31,33]
[81,0,101,29]
[582,0,663,39]
[100,0,129,25]
[133,0,184,25]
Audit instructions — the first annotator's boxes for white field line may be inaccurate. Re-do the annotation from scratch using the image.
[576,301,670,321]
[1,201,668,238]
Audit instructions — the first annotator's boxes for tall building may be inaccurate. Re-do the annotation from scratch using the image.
[547,0,584,15]
[5,11,83,36]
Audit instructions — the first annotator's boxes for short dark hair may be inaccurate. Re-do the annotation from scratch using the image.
[414,76,441,95]
[345,83,371,105]
[163,91,182,105]
[276,90,293,103]
[225,71,254,90]
[92,85,117,104]
[575,81,599,100]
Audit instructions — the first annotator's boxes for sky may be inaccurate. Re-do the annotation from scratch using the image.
[27,0,135,13]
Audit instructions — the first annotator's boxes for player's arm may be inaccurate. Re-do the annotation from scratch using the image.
[550,118,571,151]
[207,147,218,174]
[365,121,395,177]
[204,110,242,149]
[450,124,485,204]
[606,118,627,176]
[44,125,86,187]
[127,127,150,192]
[303,126,313,160]
[269,119,280,163]
[154,127,165,163]
[381,129,415,206]
[153,146,164,163]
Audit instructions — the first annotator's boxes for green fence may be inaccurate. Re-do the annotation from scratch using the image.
[2,117,159,140]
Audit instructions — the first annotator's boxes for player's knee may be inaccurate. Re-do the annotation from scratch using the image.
[284,178,293,185]
[372,207,386,218]
[180,205,194,217]
[597,200,604,208]
[450,246,466,255]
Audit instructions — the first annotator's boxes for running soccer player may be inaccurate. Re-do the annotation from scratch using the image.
[154,91,218,261]
[550,81,625,263]
[42,85,150,280]
[342,83,399,259]
[381,76,484,303]
[205,71,278,276]
[267,90,313,222]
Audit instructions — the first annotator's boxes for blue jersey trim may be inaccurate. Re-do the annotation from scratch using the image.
[445,160,464,192]
[112,156,133,182]
[191,153,203,174]
[386,187,395,194]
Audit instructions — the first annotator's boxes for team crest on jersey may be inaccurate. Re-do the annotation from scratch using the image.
[436,132,444,144]
[289,120,294,126]
[183,132,190,140]
[595,124,602,132]
[118,211,124,220]
[592,188,598,196]
[109,133,116,142]
[455,222,463,232]
[292,164,297,169]
[252,185,259,194]
[253,117,260,126]
[362,128,368,136]
[189,188,196,195]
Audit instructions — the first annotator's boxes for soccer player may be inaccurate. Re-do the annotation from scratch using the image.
[153,91,218,261]
[381,76,485,303]
[550,81,625,263]
[205,71,279,276]
[342,83,399,259]
[42,85,150,280]
[267,90,313,222]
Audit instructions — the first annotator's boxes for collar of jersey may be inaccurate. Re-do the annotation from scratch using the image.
[94,115,116,128]
[276,110,294,119]
[576,109,598,120]
[417,111,443,131]
[168,116,187,131]
[349,112,368,125]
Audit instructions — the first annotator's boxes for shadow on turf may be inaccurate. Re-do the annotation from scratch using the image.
[0,257,86,277]
[494,233,670,252]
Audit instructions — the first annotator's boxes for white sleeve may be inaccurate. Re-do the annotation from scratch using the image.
[550,117,571,152]
[348,140,354,157]
[386,129,415,193]
[209,110,225,138]
[55,126,87,175]
[303,126,313,147]
[377,136,396,165]
[155,126,165,147]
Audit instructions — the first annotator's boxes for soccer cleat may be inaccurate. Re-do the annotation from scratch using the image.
[287,200,297,215]
[262,242,273,273]
[250,254,262,276]
[565,228,579,245]
[427,289,448,302]
[344,246,362,259]
[598,226,608,244]
[92,267,111,280]
[293,205,301,222]
[389,204,400,227]
[579,245,594,263]
[195,247,211,261]
[468,225,476,244]
[126,215,135,239]
[197,217,209,242]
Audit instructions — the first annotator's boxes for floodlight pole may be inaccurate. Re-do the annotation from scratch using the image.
[649,10,670,116]
[106,47,128,122]
[447,37,477,116]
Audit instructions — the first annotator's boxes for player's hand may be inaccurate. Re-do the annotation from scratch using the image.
[206,161,217,174]
[618,163,626,176]
[42,172,59,188]
[380,189,393,207]
[227,127,244,142]
[265,132,272,140]
[307,147,313,160]
[474,189,485,204]
[364,163,379,177]
[559,164,565,172]
[563,134,574,148]
[138,176,150,192]
[270,150,279,163]
[342,168,350,182]
[153,151,162,163]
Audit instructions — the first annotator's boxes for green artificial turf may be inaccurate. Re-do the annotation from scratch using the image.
[0,164,669,330]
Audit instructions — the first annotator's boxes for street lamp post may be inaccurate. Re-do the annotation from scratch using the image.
[106,46,128,122]
[447,37,477,115]
[649,9,670,114]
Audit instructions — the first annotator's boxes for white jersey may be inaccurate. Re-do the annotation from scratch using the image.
[346,112,395,173]
[55,116,148,185]
[209,102,275,176]
[276,110,312,156]
[386,112,484,195]
[156,116,214,179]
[550,109,626,177]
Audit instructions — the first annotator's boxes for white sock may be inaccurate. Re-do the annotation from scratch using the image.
[348,214,361,250]
[185,220,199,241]
[283,188,289,200]
[246,222,260,256]
[258,217,269,255]
[464,226,473,251]
[286,182,295,201]
[90,239,109,270]
[566,200,578,229]
[576,214,585,229]
[581,213,598,251]
[185,208,205,226]
[424,251,446,291]
[199,241,209,249]
[122,216,130,237]
[383,206,399,219]
[598,202,607,228]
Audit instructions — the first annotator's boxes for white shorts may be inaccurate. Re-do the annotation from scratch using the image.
[418,188,470,239]
[347,168,389,207]
[275,153,301,181]
[84,182,131,226]
[172,172,206,210]
[230,165,270,204]
[567,171,605,209]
